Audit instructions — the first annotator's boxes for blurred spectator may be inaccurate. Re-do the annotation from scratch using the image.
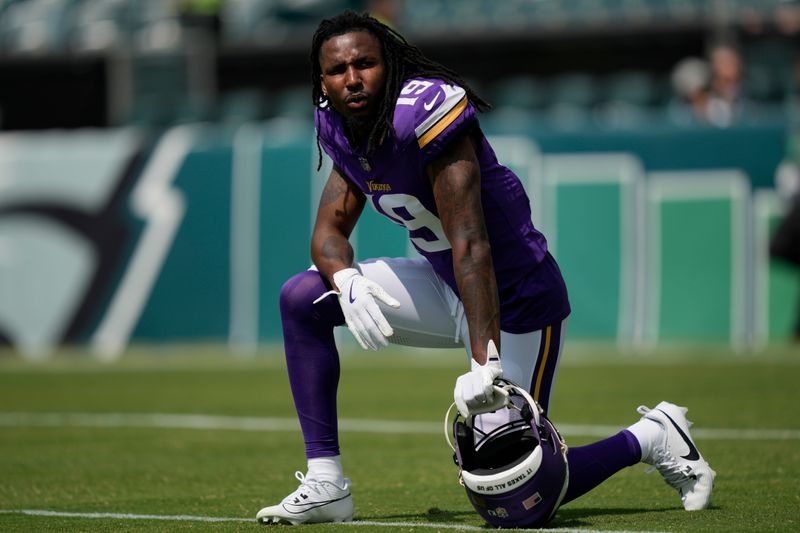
[668,56,711,125]
[669,43,754,127]
[366,0,402,27]
[706,43,748,127]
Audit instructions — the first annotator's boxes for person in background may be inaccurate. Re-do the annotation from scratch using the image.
[669,43,751,127]
[706,43,748,127]
[668,56,711,125]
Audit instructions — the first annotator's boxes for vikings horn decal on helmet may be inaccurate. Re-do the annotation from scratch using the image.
[444,379,569,529]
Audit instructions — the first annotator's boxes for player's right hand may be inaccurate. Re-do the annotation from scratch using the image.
[454,340,505,418]
[332,268,401,350]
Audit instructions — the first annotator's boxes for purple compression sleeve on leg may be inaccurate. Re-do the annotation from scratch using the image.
[280,271,345,458]
[560,430,641,505]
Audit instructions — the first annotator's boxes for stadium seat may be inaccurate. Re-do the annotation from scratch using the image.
[0,0,76,54]
[489,75,547,111]
[272,85,311,119]
[131,0,185,52]
[69,0,129,52]
[601,70,658,107]
[593,70,659,129]
[549,72,597,108]
[221,0,262,45]
[399,0,449,32]
[536,73,595,130]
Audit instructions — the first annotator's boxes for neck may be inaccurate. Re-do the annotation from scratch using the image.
[344,115,374,150]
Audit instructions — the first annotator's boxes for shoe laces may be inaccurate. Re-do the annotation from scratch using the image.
[645,447,695,489]
[637,404,694,428]
[286,471,326,502]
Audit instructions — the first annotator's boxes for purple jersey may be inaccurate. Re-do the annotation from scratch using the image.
[315,77,569,332]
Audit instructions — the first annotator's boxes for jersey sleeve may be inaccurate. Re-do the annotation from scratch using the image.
[314,106,345,168]
[393,78,478,164]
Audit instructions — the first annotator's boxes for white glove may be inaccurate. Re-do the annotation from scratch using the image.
[332,268,400,350]
[454,340,505,418]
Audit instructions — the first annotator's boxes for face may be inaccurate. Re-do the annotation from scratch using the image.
[319,30,386,119]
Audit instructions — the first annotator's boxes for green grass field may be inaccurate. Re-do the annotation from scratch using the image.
[1,344,798,532]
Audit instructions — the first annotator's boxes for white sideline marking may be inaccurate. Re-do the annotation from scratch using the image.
[0,509,667,532]
[0,412,798,441]
[0,509,249,523]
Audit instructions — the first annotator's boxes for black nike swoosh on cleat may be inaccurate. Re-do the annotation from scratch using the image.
[657,409,701,461]
[282,494,351,515]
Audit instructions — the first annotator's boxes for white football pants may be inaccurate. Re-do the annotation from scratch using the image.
[350,257,567,421]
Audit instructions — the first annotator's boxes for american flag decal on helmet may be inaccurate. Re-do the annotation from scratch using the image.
[522,492,543,510]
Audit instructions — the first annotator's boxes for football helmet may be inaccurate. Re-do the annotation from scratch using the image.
[445,379,569,529]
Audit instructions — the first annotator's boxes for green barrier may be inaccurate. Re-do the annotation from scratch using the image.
[644,171,749,346]
[542,154,643,342]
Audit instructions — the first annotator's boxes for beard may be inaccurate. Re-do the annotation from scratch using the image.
[344,115,375,149]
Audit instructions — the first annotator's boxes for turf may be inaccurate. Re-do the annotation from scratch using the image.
[0,344,798,532]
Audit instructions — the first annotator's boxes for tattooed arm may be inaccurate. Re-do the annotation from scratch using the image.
[311,164,366,288]
[426,133,501,364]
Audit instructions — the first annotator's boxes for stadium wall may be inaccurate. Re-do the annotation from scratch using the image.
[0,119,797,359]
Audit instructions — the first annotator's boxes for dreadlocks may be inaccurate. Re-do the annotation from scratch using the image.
[310,10,491,169]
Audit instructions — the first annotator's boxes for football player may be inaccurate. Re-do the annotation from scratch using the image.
[256,10,715,526]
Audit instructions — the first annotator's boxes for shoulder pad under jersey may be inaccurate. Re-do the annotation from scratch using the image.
[392,78,476,160]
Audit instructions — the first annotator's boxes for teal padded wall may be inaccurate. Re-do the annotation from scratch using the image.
[134,129,233,340]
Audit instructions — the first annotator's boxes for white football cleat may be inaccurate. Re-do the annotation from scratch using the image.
[637,401,716,511]
[256,471,353,525]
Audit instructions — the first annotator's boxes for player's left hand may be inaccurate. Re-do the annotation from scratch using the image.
[332,268,401,350]
[454,340,505,417]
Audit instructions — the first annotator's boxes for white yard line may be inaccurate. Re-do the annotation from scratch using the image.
[0,509,249,523]
[0,412,798,440]
[0,509,668,532]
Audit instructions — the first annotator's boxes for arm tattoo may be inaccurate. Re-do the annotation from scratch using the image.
[319,173,350,210]
[321,234,354,267]
[429,134,501,362]
[311,167,362,280]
